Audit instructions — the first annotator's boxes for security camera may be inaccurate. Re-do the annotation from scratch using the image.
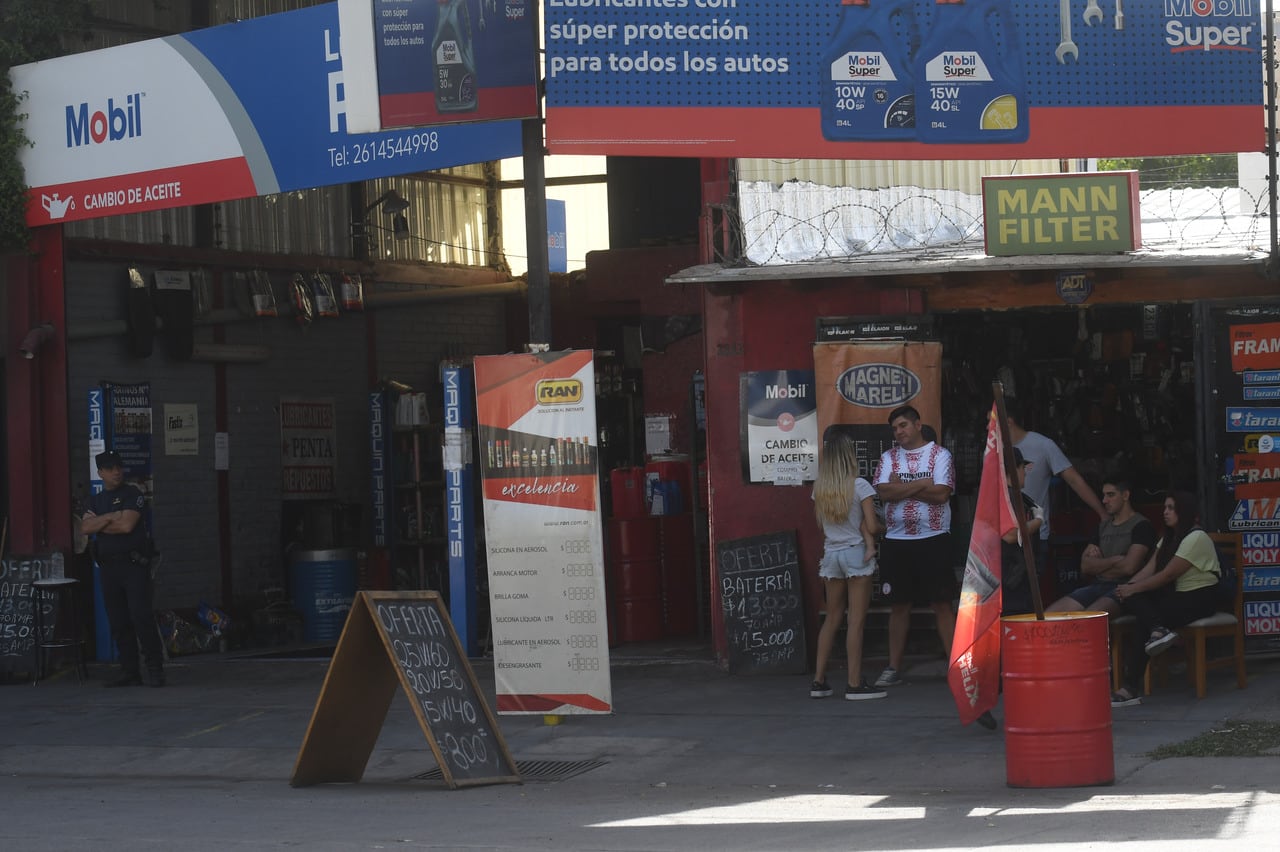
[19,322,55,359]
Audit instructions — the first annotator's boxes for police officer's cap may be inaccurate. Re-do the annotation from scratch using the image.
[95,450,124,470]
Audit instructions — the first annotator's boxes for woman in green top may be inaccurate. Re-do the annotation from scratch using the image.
[1109,491,1221,707]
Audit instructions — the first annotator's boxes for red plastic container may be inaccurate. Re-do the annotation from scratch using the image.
[610,467,647,518]
[645,454,692,514]
[1002,612,1115,788]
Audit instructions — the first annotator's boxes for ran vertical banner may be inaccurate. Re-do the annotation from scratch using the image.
[473,351,612,715]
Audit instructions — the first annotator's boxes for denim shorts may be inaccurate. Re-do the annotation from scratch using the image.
[819,543,876,579]
[1066,580,1120,608]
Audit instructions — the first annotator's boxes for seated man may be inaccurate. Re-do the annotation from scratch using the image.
[1046,475,1156,614]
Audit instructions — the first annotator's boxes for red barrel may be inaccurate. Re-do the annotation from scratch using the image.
[610,467,647,518]
[1003,612,1115,788]
[607,516,663,643]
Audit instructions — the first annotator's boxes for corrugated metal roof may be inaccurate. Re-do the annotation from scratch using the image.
[737,158,1072,194]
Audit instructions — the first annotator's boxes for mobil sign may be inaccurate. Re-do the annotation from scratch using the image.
[11,2,521,227]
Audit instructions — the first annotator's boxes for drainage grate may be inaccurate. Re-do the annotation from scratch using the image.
[414,758,607,783]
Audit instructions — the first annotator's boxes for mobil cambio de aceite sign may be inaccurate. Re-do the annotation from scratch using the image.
[12,2,521,227]
[741,370,818,485]
[544,0,1262,159]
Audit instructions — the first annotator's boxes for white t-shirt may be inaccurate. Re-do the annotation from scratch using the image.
[1014,430,1073,540]
[874,442,954,540]
[816,477,878,549]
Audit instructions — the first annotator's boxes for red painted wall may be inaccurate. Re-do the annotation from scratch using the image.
[532,246,705,457]
[4,227,71,556]
[702,279,924,665]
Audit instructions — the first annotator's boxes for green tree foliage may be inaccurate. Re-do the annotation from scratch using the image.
[1098,155,1239,190]
[0,1,92,252]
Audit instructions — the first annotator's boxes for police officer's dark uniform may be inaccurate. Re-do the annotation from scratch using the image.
[85,450,164,687]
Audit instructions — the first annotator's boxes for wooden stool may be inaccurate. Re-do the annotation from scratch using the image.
[31,578,87,685]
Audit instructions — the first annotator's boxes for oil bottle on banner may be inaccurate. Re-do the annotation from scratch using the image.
[433,0,478,113]
[914,0,1028,143]
[820,0,919,141]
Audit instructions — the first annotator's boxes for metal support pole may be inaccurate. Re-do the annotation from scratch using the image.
[523,118,551,346]
[1267,0,1278,278]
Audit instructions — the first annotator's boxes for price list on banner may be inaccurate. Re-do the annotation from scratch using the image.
[473,351,612,715]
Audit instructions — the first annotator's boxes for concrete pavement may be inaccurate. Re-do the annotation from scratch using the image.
[2,646,1279,850]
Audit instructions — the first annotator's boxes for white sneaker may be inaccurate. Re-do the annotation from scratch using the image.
[874,667,902,688]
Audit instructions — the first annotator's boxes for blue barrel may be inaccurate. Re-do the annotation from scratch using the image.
[289,548,357,643]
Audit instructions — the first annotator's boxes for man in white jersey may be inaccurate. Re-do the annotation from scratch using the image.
[872,405,957,688]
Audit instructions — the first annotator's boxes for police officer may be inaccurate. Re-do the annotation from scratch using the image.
[81,450,164,687]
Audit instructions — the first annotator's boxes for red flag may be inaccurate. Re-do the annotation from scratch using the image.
[947,404,1018,725]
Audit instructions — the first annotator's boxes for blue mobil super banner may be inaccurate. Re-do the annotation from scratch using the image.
[13,2,522,227]
[370,0,538,128]
[544,0,1263,159]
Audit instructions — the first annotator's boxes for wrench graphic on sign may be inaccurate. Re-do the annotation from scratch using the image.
[1056,0,1078,62]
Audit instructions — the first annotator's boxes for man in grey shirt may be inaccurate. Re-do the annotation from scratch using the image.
[1006,400,1106,565]
[1047,475,1156,614]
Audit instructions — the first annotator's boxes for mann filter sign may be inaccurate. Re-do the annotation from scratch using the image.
[982,172,1141,256]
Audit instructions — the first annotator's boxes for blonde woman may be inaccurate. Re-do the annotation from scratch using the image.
[811,436,887,700]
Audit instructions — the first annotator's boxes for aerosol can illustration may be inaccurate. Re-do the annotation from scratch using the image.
[820,0,919,141]
[434,0,478,113]
[914,0,1028,144]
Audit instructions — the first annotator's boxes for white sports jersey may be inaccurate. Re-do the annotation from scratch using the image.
[874,441,954,540]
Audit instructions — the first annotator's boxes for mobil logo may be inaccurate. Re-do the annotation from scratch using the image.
[938,51,991,79]
[65,93,143,148]
[1167,0,1251,17]
[836,362,921,408]
[1163,0,1256,52]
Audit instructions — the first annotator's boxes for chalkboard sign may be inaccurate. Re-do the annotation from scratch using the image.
[716,531,806,675]
[0,555,57,675]
[292,591,520,789]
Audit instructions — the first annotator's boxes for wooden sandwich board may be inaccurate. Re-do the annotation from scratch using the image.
[291,591,521,789]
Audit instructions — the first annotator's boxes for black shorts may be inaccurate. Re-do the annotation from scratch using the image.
[879,534,959,605]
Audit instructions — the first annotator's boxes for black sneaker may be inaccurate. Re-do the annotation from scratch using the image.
[976,710,998,730]
[1144,628,1179,657]
[104,671,143,688]
[845,681,887,701]
[810,680,833,698]
[1111,689,1142,708]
